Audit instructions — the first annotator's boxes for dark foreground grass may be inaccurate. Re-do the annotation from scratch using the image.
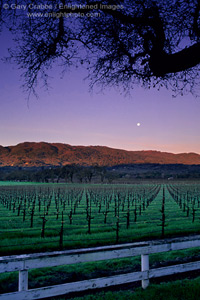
[49,276,200,300]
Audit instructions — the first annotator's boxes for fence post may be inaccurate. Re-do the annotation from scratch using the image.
[141,254,149,289]
[19,269,28,291]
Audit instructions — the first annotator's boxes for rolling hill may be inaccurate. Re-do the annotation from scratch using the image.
[0,142,200,167]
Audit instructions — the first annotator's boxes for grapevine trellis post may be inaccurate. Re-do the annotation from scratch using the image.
[41,207,48,238]
[160,187,166,238]
[59,211,64,250]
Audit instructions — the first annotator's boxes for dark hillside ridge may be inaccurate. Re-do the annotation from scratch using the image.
[0,142,200,167]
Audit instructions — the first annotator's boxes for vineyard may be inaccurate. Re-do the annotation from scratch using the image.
[0,181,200,255]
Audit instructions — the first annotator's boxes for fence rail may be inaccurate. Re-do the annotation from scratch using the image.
[1,235,200,300]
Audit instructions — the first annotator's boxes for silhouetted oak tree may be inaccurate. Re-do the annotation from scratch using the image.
[0,0,200,96]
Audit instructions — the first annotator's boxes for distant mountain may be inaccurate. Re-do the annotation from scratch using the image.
[0,142,200,167]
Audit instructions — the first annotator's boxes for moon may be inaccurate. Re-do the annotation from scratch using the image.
[137,122,141,126]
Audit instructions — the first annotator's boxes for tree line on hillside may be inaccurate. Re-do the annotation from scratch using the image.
[1,164,200,183]
[0,165,115,183]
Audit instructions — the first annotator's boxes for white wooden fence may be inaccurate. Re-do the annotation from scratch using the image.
[1,235,200,300]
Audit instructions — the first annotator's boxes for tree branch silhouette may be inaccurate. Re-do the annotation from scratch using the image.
[1,0,200,96]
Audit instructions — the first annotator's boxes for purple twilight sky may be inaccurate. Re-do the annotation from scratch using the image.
[0,28,200,154]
